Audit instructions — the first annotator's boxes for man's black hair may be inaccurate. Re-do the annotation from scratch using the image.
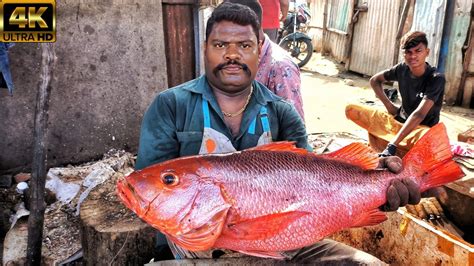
[224,0,263,24]
[205,2,260,42]
[401,31,428,50]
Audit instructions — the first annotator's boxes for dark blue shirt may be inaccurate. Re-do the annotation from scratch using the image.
[136,75,311,170]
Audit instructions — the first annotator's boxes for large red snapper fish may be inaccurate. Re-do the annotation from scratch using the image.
[117,123,464,259]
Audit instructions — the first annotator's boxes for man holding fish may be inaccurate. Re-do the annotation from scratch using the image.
[131,2,440,264]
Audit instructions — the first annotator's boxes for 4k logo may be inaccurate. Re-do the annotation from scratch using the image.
[0,0,56,42]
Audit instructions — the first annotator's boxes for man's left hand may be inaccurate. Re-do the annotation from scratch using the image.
[377,156,422,212]
[381,178,421,212]
[378,155,402,173]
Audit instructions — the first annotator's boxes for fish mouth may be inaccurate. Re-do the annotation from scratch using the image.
[117,179,150,217]
[167,208,230,251]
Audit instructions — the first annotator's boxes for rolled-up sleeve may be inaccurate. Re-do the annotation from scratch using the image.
[276,101,312,151]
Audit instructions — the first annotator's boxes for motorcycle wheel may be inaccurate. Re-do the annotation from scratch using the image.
[279,37,313,68]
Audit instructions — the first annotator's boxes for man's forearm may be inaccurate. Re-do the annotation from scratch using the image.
[391,114,424,146]
[370,79,398,115]
[391,98,434,146]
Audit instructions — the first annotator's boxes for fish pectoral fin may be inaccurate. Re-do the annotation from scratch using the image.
[236,249,286,260]
[166,234,215,252]
[351,208,387,228]
[166,217,226,251]
[222,211,310,240]
[166,207,230,252]
[322,143,379,170]
[248,141,310,155]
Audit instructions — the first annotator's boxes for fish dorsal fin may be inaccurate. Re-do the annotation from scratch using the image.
[249,141,310,155]
[322,143,379,170]
[222,211,310,241]
[237,250,286,259]
[351,208,387,228]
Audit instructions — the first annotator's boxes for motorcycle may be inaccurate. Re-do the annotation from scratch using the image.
[277,3,313,68]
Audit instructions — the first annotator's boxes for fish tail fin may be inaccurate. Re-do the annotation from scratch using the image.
[402,123,465,192]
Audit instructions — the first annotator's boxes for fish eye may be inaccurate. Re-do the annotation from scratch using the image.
[161,172,179,187]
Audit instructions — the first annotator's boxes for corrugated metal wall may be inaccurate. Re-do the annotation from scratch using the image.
[308,0,324,52]
[348,0,403,76]
[327,0,350,32]
[325,32,349,63]
[407,0,447,67]
[444,0,472,105]
[326,0,352,63]
[308,0,353,62]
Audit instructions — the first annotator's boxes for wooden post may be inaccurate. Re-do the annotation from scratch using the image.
[322,0,329,54]
[344,0,357,70]
[344,1,368,71]
[392,0,411,66]
[26,43,55,265]
[457,19,474,107]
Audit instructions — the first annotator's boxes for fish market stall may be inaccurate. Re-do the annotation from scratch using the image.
[2,131,473,265]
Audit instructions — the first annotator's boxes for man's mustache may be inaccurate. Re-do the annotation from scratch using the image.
[213,60,251,76]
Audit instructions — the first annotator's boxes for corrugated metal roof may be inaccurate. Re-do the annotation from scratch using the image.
[348,0,403,76]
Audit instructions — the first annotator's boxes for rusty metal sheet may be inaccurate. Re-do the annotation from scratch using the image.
[348,0,403,76]
[162,3,196,87]
[444,0,472,105]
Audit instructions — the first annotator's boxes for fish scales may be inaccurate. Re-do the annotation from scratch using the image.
[203,151,394,250]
